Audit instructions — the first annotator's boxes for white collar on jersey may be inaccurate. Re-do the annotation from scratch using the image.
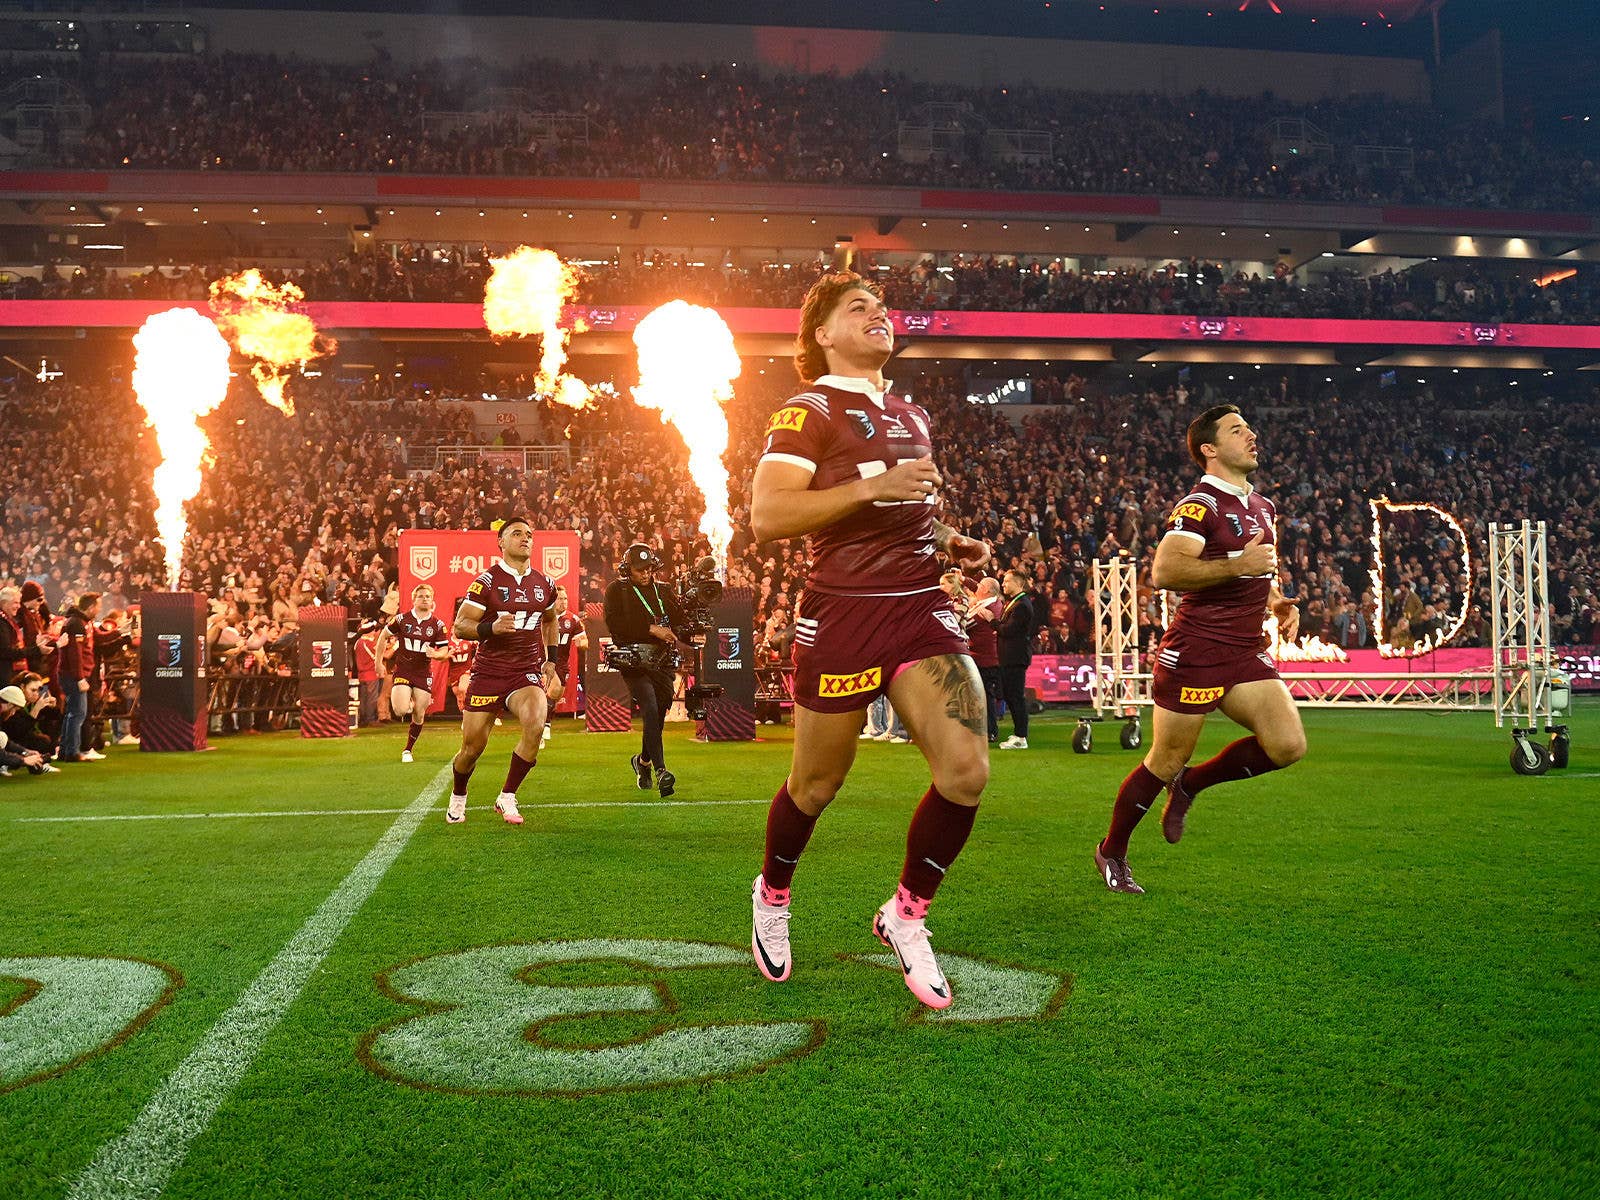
[408,608,430,622]
[496,558,533,582]
[1202,472,1254,499]
[817,373,891,410]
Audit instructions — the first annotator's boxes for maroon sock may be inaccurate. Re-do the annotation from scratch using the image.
[502,752,535,796]
[405,723,423,751]
[1183,737,1282,796]
[760,782,818,901]
[1101,763,1166,859]
[898,786,978,916]
[451,766,472,797]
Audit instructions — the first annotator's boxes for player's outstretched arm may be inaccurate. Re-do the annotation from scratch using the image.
[1153,529,1276,591]
[751,456,943,544]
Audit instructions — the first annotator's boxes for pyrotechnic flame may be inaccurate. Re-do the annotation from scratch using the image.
[131,309,233,590]
[631,300,742,568]
[1368,497,1473,658]
[208,269,335,416]
[1269,623,1351,663]
[484,247,594,409]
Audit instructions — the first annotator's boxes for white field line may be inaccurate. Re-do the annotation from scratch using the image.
[65,765,451,1200]
[15,799,766,824]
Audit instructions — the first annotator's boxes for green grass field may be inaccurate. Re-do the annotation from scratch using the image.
[2,701,1596,1200]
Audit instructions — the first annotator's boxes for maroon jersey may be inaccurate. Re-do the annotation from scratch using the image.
[387,610,448,680]
[445,635,475,681]
[760,375,939,597]
[555,612,583,650]
[464,561,557,683]
[1162,476,1278,648]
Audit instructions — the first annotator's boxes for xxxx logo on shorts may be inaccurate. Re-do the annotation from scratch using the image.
[1169,501,1208,527]
[468,694,500,708]
[1179,685,1224,705]
[819,667,882,697]
[766,406,810,436]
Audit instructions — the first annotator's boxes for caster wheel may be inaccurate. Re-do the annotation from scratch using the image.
[1510,739,1550,776]
[1071,723,1093,755]
[1119,722,1142,751]
[1550,730,1569,770]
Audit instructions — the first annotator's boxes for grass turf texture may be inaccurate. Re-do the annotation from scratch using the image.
[1,702,1596,1200]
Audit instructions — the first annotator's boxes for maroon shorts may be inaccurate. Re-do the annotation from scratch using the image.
[1151,634,1282,714]
[391,674,432,694]
[463,668,545,716]
[792,587,969,713]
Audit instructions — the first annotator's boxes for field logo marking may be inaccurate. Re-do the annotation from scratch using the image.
[0,956,181,1092]
[362,940,821,1096]
[67,764,451,1200]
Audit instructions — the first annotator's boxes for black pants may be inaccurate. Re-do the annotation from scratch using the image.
[978,665,1002,740]
[999,664,1029,738]
[624,668,675,768]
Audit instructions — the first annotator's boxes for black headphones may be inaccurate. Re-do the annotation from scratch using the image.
[616,543,663,577]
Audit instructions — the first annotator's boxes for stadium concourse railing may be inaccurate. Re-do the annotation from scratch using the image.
[402,443,572,474]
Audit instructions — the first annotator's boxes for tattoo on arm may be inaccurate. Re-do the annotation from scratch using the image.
[920,654,988,739]
[932,520,954,553]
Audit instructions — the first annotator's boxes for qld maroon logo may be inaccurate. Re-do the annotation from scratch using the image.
[718,629,740,661]
[158,634,182,668]
[312,640,333,670]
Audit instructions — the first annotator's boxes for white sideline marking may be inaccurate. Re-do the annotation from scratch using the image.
[66,765,452,1200]
[14,799,766,825]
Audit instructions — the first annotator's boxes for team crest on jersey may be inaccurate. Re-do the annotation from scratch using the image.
[934,610,964,637]
[498,587,511,602]
[844,409,876,439]
[766,406,810,436]
[1225,514,1244,538]
[1170,501,1208,526]
[408,545,438,581]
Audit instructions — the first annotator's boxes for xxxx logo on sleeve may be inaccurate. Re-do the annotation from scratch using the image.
[765,407,810,436]
[1169,501,1208,527]
[819,667,882,697]
[1179,685,1225,706]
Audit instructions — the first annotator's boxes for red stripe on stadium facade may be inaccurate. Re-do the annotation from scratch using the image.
[5,300,1600,352]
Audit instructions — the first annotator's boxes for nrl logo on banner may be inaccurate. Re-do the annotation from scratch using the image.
[542,547,570,579]
[409,545,438,581]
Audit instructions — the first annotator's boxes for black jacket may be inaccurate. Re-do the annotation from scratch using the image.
[0,611,26,678]
[603,577,687,648]
[997,591,1036,668]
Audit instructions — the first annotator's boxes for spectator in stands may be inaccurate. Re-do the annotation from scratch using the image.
[0,586,26,679]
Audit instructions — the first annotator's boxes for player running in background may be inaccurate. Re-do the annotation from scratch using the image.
[374,584,450,763]
[538,583,586,747]
[749,271,992,1011]
[1094,404,1307,894]
[448,517,559,826]
[444,624,475,717]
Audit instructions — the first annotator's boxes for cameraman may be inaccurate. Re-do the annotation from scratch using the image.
[604,543,688,797]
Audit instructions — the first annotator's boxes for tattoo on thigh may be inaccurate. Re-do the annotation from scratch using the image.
[921,655,987,738]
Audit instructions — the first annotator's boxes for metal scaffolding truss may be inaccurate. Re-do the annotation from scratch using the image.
[1489,520,1555,729]
[1092,556,1146,718]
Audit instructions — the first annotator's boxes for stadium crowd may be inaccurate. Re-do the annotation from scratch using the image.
[3,356,1597,765]
[11,54,1598,210]
[6,251,1598,327]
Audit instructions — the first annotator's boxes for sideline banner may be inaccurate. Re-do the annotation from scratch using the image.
[581,602,634,733]
[138,592,208,752]
[700,588,755,742]
[298,605,349,737]
[397,528,581,714]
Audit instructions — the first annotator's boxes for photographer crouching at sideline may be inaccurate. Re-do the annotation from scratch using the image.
[604,543,692,798]
[0,682,59,777]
